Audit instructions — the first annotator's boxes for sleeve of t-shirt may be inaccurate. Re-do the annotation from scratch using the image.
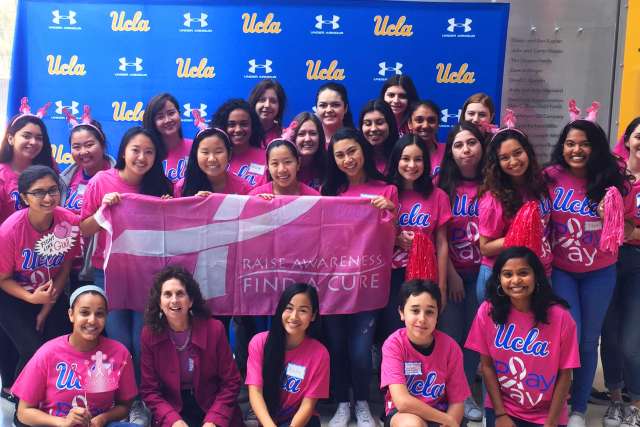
[380,333,407,388]
[115,350,138,402]
[80,176,101,221]
[10,347,47,405]
[435,189,453,228]
[302,342,330,399]
[558,308,581,370]
[464,302,491,356]
[62,210,82,259]
[479,192,506,239]
[0,221,16,275]
[622,186,637,219]
[444,338,471,404]
[387,185,399,210]
[245,333,266,386]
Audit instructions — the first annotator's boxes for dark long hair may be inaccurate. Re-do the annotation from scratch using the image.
[212,99,263,149]
[144,265,211,333]
[290,112,327,184]
[315,83,354,127]
[387,134,434,198]
[142,93,184,146]
[379,75,420,128]
[0,115,54,168]
[480,129,547,217]
[248,79,287,127]
[114,127,172,197]
[359,100,399,161]
[486,246,569,325]
[263,283,321,418]
[623,117,640,145]
[182,128,232,197]
[321,127,385,196]
[438,122,485,203]
[548,120,631,201]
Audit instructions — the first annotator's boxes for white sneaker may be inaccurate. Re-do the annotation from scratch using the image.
[569,411,587,427]
[129,399,151,426]
[621,406,640,427]
[355,400,377,427]
[464,396,483,421]
[604,401,626,427]
[329,402,352,427]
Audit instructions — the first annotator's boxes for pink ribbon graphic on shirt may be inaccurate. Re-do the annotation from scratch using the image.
[498,356,544,407]
[558,218,582,248]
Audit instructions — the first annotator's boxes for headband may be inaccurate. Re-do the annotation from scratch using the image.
[63,105,105,140]
[191,109,230,143]
[10,97,51,127]
[69,285,108,307]
[488,108,527,143]
[568,99,600,123]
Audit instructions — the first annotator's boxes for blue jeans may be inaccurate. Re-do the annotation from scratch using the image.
[601,245,640,401]
[324,311,377,401]
[475,264,493,303]
[439,270,480,386]
[552,265,617,413]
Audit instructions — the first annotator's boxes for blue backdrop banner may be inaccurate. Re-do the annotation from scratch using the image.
[7,0,509,170]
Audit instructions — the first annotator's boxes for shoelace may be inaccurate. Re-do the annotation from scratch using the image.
[622,408,640,426]
[356,405,372,422]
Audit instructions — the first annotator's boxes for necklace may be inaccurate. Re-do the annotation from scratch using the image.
[169,328,191,351]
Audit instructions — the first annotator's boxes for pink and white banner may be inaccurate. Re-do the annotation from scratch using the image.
[97,193,395,315]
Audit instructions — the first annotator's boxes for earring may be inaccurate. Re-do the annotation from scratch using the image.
[159,312,163,319]
[189,309,193,316]
[535,282,541,293]
[496,284,506,297]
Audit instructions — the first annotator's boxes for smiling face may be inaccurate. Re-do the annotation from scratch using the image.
[398,144,425,187]
[123,134,156,178]
[226,109,252,148]
[197,135,229,180]
[21,175,60,215]
[316,89,346,130]
[70,129,105,174]
[408,105,438,144]
[8,122,44,163]
[268,145,300,191]
[362,110,390,147]
[498,138,529,180]
[295,120,320,158]
[562,128,592,173]
[383,85,409,119]
[159,278,193,327]
[627,124,640,162]
[154,100,181,140]
[281,292,315,341]
[333,138,365,182]
[255,88,280,126]
[399,292,438,346]
[464,102,492,125]
[499,257,535,305]
[69,293,107,343]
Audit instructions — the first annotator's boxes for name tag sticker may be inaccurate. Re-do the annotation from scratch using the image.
[249,163,265,175]
[585,221,602,232]
[360,193,379,199]
[188,357,194,372]
[404,361,422,376]
[76,183,87,195]
[286,363,306,380]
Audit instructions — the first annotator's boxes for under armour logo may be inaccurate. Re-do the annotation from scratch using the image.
[118,57,143,72]
[52,10,77,25]
[447,18,472,33]
[55,101,79,115]
[183,12,208,28]
[315,15,340,30]
[183,103,208,119]
[248,59,273,74]
[441,108,461,123]
[378,61,403,77]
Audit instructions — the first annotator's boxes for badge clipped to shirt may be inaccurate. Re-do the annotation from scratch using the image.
[404,361,423,376]
[286,363,306,380]
[248,163,265,175]
[188,357,194,372]
[76,183,87,196]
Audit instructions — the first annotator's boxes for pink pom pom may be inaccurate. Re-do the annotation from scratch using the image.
[599,186,624,254]
[405,232,438,282]
[504,201,543,257]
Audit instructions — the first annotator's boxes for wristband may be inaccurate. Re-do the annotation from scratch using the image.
[495,413,508,418]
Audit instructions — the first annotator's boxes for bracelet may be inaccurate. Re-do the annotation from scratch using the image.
[495,413,508,418]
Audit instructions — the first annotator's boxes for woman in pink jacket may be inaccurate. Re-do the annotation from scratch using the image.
[140,266,243,427]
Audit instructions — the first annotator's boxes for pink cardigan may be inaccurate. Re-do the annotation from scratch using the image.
[141,318,243,427]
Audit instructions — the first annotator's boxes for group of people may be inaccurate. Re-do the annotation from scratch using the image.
[0,74,638,427]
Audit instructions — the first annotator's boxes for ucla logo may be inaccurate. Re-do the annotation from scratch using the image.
[176,58,216,79]
[373,15,413,37]
[236,165,258,186]
[494,324,550,357]
[453,194,479,217]
[47,55,86,76]
[112,101,144,122]
[10,190,23,211]
[64,187,83,211]
[552,187,597,217]
[398,204,431,228]
[435,63,475,84]
[406,372,445,399]
[21,249,64,271]
[163,158,187,183]
[241,12,281,34]
[306,59,345,81]
[110,11,150,32]
[55,362,82,391]
[281,374,302,393]
[51,144,74,166]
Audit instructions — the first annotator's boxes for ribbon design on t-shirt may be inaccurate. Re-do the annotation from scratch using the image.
[498,356,543,407]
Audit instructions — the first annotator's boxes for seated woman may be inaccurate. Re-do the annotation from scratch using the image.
[140,266,242,427]
[246,283,329,427]
[12,285,138,427]
[381,279,470,427]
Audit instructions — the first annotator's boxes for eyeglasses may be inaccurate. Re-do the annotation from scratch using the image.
[25,187,60,199]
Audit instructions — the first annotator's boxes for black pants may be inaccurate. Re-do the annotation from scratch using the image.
[0,288,70,377]
[180,389,205,426]
[0,327,18,388]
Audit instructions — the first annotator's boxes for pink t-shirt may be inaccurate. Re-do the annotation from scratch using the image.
[545,165,633,272]
[249,182,320,196]
[448,180,481,271]
[64,162,112,215]
[337,180,399,208]
[0,163,22,224]
[227,146,267,188]
[430,142,446,177]
[246,332,329,424]
[393,188,451,269]
[174,171,251,197]
[381,329,470,415]
[163,138,192,184]
[80,168,139,270]
[262,126,282,148]
[298,166,323,191]
[613,135,629,161]
[465,302,580,425]
[479,191,553,273]
[0,207,80,292]
[12,335,137,418]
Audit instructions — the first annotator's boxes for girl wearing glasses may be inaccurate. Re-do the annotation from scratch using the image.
[407,101,445,177]
[0,165,79,380]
